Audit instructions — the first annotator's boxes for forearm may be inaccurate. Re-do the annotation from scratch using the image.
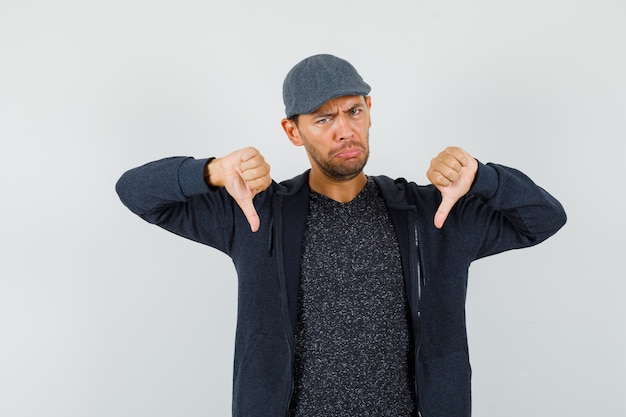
[474,162,566,235]
[116,156,213,217]
[455,162,567,258]
[115,156,238,250]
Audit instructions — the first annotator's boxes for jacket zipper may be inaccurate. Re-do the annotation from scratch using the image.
[411,213,424,417]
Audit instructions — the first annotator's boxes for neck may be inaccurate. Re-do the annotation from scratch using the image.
[308,170,368,203]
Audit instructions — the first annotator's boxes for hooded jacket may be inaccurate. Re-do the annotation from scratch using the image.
[116,156,566,417]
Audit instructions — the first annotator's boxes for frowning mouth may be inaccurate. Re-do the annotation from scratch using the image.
[333,145,364,159]
[337,148,362,158]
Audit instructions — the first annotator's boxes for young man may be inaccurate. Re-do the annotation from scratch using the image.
[116,54,566,417]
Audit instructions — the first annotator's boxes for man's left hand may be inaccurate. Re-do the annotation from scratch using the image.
[427,146,478,229]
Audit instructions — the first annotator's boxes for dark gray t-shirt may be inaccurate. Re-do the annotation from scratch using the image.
[289,178,416,417]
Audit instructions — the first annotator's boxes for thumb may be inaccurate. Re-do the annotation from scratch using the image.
[434,193,458,229]
[235,195,261,232]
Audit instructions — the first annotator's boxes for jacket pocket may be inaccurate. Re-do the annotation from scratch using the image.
[416,350,472,417]
[233,334,292,417]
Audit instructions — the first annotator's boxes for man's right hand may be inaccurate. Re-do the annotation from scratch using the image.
[205,147,271,232]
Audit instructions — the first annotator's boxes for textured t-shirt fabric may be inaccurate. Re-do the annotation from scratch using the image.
[289,178,416,417]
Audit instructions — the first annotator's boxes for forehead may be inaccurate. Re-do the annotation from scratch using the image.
[311,95,367,114]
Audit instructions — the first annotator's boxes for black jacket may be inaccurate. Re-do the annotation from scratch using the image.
[116,157,566,417]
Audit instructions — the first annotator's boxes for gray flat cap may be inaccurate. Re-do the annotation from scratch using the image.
[283,54,371,118]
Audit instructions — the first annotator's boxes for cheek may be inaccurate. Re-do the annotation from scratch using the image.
[304,140,330,160]
[351,118,369,131]
[290,136,304,146]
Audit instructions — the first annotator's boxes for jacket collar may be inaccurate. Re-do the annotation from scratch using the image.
[276,170,413,209]
[275,171,310,197]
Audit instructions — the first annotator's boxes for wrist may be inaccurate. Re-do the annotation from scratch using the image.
[203,157,222,187]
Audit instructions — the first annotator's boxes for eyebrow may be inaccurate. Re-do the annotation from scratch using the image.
[346,103,365,112]
[312,102,365,118]
[312,110,335,118]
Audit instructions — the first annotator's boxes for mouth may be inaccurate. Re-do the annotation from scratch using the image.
[334,146,363,159]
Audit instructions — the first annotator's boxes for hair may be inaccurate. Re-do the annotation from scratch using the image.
[288,115,300,126]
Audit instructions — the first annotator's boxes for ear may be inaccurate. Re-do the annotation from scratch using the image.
[365,96,372,128]
[281,118,303,146]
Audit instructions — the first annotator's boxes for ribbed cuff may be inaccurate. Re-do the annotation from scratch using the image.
[469,161,498,200]
[178,157,214,196]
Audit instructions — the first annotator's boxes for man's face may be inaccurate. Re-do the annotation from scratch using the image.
[283,95,372,182]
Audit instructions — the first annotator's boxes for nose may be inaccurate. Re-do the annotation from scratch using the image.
[336,114,353,141]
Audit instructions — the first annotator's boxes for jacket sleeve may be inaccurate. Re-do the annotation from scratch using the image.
[450,161,567,261]
[115,156,235,253]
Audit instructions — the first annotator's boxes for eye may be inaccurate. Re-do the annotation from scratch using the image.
[316,117,330,125]
[350,108,362,115]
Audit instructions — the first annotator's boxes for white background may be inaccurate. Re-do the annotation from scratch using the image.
[1,1,624,416]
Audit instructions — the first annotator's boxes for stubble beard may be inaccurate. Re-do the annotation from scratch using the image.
[302,132,370,182]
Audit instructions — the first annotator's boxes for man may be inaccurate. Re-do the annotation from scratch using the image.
[116,54,566,417]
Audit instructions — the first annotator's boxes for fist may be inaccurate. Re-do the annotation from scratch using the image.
[427,146,478,229]
[208,147,272,232]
